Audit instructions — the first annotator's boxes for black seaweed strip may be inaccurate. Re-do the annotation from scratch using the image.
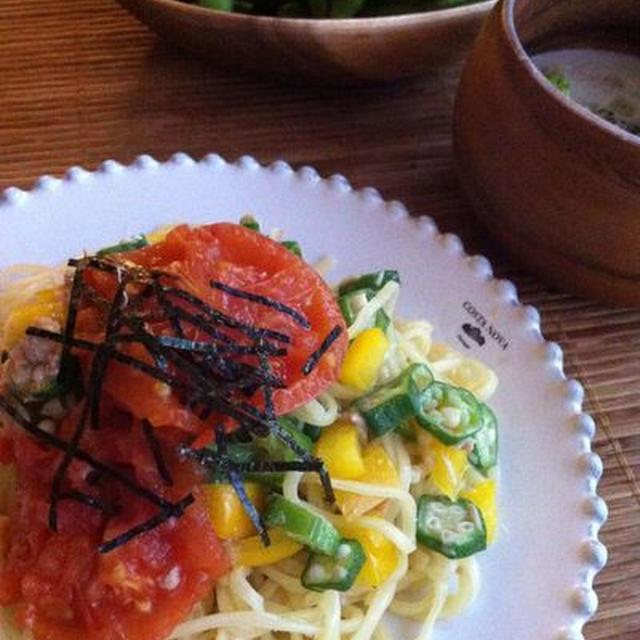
[0,395,173,510]
[99,494,194,554]
[127,327,277,429]
[49,396,90,531]
[49,276,130,529]
[25,328,275,433]
[69,256,147,281]
[229,468,269,546]
[210,280,310,330]
[257,349,277,425]
[58,490,120,515]
[89,275,132,430]
[68,256,118,274]
[152,277,185,338]
[72,275,129,432]
[131,346,246,422]
[26,328,184,391]
[130,324,224,394]
[141,419,173,486]
[162,285,291,344]
[157,335,287,357]
[184,432,269,545]
[166,305,235,345]
[240,459,323,473]
[58,260,86,385]
[187,450,321,474]
[25,329,281,438]
[301,325,343,376]
[204,356,286,389]
[118,327,279,435]
[120,316,169,371]
[18,253,335,549]
[267,423,335,504]
[317,466,335,504]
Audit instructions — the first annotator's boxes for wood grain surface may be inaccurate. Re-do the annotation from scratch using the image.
[1,0,639,638]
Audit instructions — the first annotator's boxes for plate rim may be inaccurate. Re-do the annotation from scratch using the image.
[0,152,608,640]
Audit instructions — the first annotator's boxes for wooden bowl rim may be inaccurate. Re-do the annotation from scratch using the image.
[135,0,495,29]
[499,0,640,148]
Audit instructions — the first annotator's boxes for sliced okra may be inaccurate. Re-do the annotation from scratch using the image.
[417,495,486,559]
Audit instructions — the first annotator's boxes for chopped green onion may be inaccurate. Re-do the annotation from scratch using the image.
[338,289,390,332]
[96,236,148,256]
[246,418,314,489]
[206,442,257,483]
[338,270,400,297]
[280,240,302,258]
[239,215,261,232]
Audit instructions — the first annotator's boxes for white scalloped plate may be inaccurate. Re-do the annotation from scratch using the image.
[0,154,606,640]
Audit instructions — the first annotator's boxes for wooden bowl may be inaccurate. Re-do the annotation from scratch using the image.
[116,0,494,84]
[453,0,640,306]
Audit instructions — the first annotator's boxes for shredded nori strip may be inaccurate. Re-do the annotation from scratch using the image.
[162,305,236,345]
[156,335,287,357]
[0,395,179,511]
[257,349,277,425]
[3,246,340,553]
[162,285,292,344]
[26,327,183,390]
[58,258,86,386]
[49,275,129,530]
[99,494,195,554]
[181,447,322,474]
[152,277,186,338]
[26,327,282,428]
[210,280,310,330]
[230,468,269,545]
[57,490,121,516]
[141,418,173,486]
[302,325,343,376]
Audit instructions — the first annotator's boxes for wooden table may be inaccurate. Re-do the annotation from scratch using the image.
[2,0,639,638]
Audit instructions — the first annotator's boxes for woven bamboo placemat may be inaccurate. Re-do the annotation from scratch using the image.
[1,0,639,637]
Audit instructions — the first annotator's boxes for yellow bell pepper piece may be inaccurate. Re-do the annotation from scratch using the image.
[338,518,398,587]
[231,529,303,567]
[461,479,497,544]
[205,482,266,541]
[336,442,399,518]
[313,421,365,480]
[339,327,389,392]
[145,224,176,244]
[3,289,64,350]
[430,439,468,500]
